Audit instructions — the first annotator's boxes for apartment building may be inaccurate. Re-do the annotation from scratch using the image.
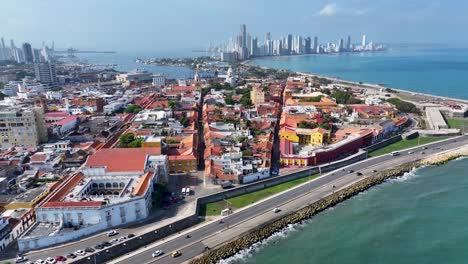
[0,107,48,149]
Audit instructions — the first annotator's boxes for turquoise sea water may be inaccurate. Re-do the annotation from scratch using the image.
[250,46,468,99]
[224,158,468,264]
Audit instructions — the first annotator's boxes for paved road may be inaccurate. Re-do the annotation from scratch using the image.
[107,135,468,264]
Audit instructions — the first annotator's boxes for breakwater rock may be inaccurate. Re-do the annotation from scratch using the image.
[190,149,468,264]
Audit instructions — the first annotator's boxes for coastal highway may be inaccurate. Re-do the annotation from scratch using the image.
[108,134,468,264]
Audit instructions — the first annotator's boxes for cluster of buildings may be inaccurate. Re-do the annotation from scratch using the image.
[279,77,411,166]
[203,72,283,184]
[0,38,467,255]
[220,24,386,61]
[0,37,53,64]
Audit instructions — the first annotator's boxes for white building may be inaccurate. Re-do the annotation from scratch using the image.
[18,148,168,251]
[152,74,166,88]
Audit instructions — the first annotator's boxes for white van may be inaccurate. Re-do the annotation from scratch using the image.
[181,188,187,195]
[185,187,191,196]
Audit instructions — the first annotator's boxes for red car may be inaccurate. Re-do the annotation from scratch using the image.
[55,256,67,262]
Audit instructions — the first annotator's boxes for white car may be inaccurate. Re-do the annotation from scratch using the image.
[152,250,164,257]
[35,260,46,264]
[45,258,56,264]
[74,250,86,256]
[15,256,28,263]
[273,208,281,213]
[408,151,414,154]
[110,238,119,244]
[106,230,118,237]
[118,236,127,242]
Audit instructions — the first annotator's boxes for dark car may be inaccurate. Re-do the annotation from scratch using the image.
[102,241,112,247]
[85,247,95,253]
[348,170,354,173]
[356,172,363,176]
[65,253,76,259]
[95,244,104,250]
[127,234,135,238]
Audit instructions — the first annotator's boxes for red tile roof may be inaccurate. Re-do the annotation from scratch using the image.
[55,115,78,126]
[45,111,70,118]
[133,171,152,196]
[42,201,102,208]
[85,148,161,172]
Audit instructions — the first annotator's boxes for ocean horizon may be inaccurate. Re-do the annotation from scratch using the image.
[249,45,468,100]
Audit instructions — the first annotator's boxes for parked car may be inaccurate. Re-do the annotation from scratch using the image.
[118,236,127,242]
[74,250,86,256]
[127,234,135,238]
[15,256,28,263]
[94,244,104,250]
[152,250,164,257]
[348,170,354,173]
[106,230,118,237]
[65,253,76,259]
[171,251,181,258]
[110,238,119,244]
[54,256,67,262]
[84,247,95,253]
[35,260,46,264]
[356,172,363,176]
[408,151,414,154]
[273,208,281,213]
[372,170,378,173]
[45,257,56,264]
[102,241,112,247]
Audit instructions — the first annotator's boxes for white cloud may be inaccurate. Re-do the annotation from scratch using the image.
[317,3,370,17]
[318,3,338,16]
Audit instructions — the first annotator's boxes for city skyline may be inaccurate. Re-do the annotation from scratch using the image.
[2,0,468,52]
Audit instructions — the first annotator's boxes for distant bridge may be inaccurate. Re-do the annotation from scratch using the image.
[54,47,116,56]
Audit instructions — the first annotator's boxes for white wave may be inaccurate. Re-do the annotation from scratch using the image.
[388,166,425,183]
[218,222,303,264]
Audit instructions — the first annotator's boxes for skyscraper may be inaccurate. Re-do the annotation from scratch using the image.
[338,38,344,52]
[266,32,271,41]
[34,62,57,85]
[313,36,319,53]
[240,24,247,48]
[304,37,311,54]
[346,35,351,51]
[287,34,293,54]
[250,37,258,56]
[22,43,34,63]
[362,34,367,46]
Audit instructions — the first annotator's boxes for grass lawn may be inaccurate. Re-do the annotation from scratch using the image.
[446,118,468,130]
[199,174,319,217]
[368,136,450,157]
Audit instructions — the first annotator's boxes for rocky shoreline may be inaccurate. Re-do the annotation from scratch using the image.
[189,148,468,264]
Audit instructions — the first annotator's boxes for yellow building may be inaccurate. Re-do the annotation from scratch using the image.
[295,128,330,146]
[280,127,299,143]
[168,155,197,173]
[250,87,265,104]
[4,186,49,210]
[141,136,162,148]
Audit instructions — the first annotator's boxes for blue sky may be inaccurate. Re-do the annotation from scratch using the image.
[1,0,466,53]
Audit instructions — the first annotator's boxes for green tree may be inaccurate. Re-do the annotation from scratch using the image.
[297,121,316,129]
[119,133,135,146]
[168,100,176,108]
[124,104,142,114]
[386,98,419,113]
[225,94,236,105]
